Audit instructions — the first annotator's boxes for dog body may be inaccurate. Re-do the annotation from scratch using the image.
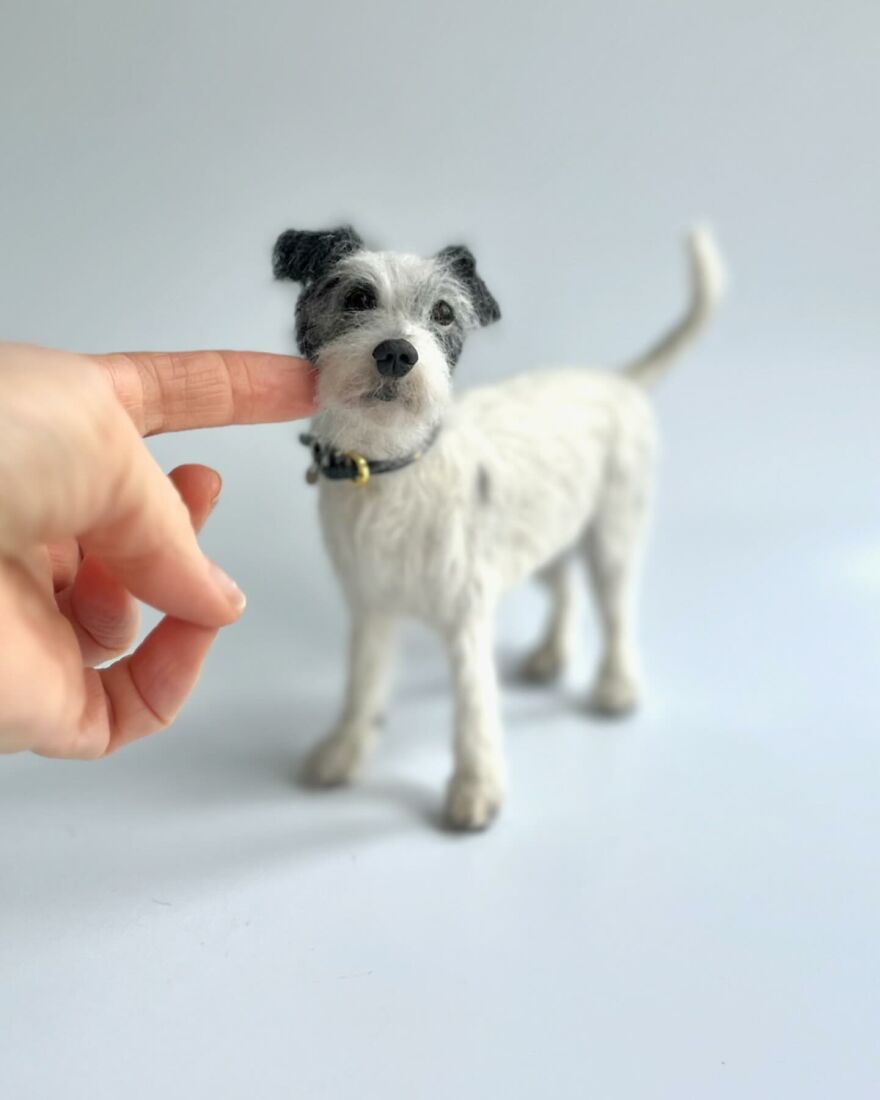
[320,368,652,621]
[274,226,723,829]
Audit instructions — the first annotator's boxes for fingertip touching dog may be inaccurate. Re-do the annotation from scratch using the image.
[273,224,724,830]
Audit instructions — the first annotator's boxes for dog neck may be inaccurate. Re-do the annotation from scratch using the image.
[308,408,442,463]
[302,420,442,486]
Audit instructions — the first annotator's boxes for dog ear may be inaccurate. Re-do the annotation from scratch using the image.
[437,244,501,326]
[273,225,363,283]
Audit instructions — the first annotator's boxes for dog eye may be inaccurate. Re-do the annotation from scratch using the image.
[431,300,455,326]
[343,285,377,311]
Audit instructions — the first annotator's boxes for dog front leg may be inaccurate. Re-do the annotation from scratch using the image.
[444,609,506,830]
[303,610,397,786]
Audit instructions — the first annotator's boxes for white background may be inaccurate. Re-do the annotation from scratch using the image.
[1,1,878,1096]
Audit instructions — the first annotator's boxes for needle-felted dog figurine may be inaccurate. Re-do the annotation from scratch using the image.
[274,225,723,829]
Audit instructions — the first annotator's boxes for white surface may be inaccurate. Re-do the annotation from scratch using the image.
[1,1,879,1097]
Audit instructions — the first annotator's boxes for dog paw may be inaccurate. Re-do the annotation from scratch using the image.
[589,670,641,718]
[302,734,364,787]
[519,643,566,685]
[444,772,504,831]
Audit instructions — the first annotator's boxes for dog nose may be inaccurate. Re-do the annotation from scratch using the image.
[372,338,419,378]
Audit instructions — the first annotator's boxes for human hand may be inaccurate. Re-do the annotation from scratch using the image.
[0,343,315,758]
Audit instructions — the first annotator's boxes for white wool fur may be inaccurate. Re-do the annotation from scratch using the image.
[303,230,724,830]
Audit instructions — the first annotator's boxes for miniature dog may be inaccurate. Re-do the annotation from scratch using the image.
[274,225,723,829]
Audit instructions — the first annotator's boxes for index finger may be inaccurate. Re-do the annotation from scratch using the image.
[95,349,316,436]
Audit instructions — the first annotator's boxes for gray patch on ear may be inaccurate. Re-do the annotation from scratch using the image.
[437,244,501,327]
[477,465,492,505]
[273,226,363,283]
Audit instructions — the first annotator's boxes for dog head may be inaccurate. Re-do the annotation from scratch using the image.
[273,226,500,457]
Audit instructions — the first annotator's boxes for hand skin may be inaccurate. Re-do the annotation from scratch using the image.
[0,343,315,759]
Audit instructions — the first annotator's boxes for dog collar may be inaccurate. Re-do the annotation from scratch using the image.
[300,426,441,488]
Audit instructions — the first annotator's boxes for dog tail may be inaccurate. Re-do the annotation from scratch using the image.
[623,226,725,388]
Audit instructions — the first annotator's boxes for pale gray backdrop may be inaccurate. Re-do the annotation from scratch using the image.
[1,1,878,1097]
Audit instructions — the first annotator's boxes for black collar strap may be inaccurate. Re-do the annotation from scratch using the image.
[300,426,440,487]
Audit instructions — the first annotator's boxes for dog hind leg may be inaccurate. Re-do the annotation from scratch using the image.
[583,465,651,717]
[520,556,577,684]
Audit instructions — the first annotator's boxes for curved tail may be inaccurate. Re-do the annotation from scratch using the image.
[624,226,725,387]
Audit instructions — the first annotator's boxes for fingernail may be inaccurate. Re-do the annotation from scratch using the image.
[209,472,223,509]
[208,560,247,613]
